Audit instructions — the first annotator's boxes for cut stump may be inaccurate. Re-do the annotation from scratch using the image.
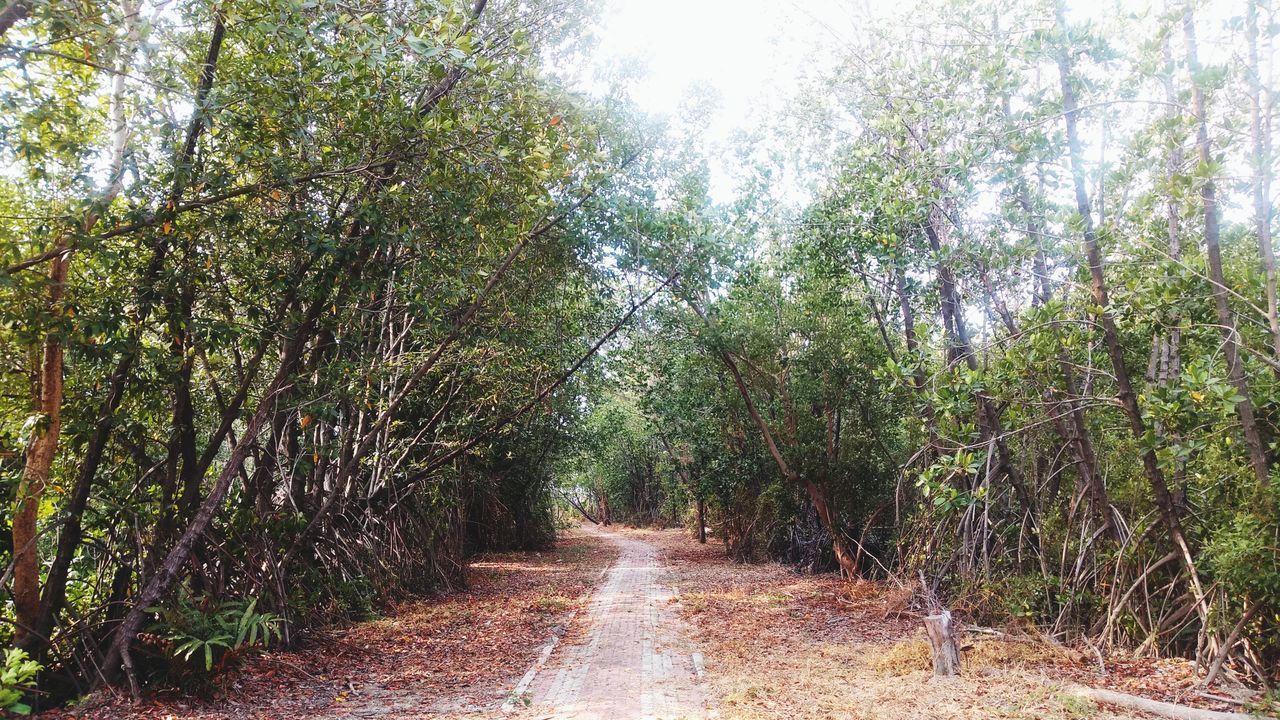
[923,610,961,676]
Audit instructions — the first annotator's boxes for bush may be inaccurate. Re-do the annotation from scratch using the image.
[1205,509,1280,604]
[0,648,42,715]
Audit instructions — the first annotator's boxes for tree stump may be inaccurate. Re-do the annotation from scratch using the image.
[923,611,961,676]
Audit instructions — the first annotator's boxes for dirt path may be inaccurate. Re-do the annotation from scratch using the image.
[46,526,1248,720]
[513,525,713,719]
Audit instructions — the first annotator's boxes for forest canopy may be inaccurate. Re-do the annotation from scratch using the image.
[1,0,1279,709]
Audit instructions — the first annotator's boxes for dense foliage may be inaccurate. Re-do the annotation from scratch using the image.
[4,0,1280,707]
[0,0,668,704]
[571,0,1280,688]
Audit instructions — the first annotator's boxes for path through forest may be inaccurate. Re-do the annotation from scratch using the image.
[513,526,711,719]
[50,526,1253,719]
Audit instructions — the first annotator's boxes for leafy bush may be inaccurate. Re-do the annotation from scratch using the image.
[331,576,378,620]
[148,592,283,673]
[1205,507,1280,603]
[0,648,42,715]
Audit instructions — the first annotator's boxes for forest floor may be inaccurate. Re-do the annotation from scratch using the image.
[642,527,1263,720]
[38,525,1267,719]
[44,527,618,719]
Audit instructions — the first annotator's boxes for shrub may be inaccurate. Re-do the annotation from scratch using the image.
[1205,509,1280,604]
[0,648,42,715]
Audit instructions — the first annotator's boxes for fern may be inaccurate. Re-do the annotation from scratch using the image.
[151,592,283,673]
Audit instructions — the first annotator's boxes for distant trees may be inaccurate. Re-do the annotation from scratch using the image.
[801,0,1280,682]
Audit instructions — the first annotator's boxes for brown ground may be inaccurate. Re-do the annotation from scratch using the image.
[635,526,1265,720]
[34,525,1268,719]
[42,527,616,719]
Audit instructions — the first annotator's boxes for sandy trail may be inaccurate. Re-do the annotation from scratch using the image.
[516,526,712,720]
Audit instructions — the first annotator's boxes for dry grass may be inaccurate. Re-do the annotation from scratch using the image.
[54,525,1256,719]
[872,637,1082,676]
[637,527,1155,720]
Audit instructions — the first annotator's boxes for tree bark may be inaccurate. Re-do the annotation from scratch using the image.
[1067,687,1255,720]
[893,265,939,456]
[1153,33,1192,500]
[13,0,142,652]
[1248,0,1280,374]
[996,82,1117,539]
[683,291,859,577]
[12,251,68,646]
[100,280,337,687]
[1009,196,1118,539]
[923,610,961,676]
[597,477,611,526]
[0,0,29,39]
[922,214,1036,519]
[805,478,857,575]
[1185,6,1272,490]
[1055,2,1208,611]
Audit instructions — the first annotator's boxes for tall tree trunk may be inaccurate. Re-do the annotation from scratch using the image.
[1248,0,1280,373]
[999,79,1117,539]
[1154,33,1191,499]
[1185,6,1272,489]
[982,254,1117,541]
[152,279,199,568]
[597,477,611,526]
[805,478,857,575]
[12,251,68,646]
[13,0,141,652]
[101,272,341,689]
[685,292,859,577]
[1055,2,1207,610]
[922,214,1036,519]
[893,264,938,455]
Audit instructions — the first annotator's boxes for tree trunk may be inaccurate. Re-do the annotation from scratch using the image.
[14,0,141,657]
[1153,33,1192,500]
[1248,0,1280,374]
[998,87,1117,541]
[923,610,961,676]
[1185,7,1272,490]
[923,214,1036,519]
[1055,2,1208,613]
[12,250,68,646]
[599,479,611,526]
[152,281,199,567]
[892,265,939,458]
[693,297,859,576]
[805,479,857,575]
[0,0,30,39]
[1067,687,1256,720]
[101,283,333,687]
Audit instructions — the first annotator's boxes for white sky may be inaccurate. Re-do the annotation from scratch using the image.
[580,0,1215,118]
[574,0,1245,204]
[573,0,856,202]
[585,0,851,126]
